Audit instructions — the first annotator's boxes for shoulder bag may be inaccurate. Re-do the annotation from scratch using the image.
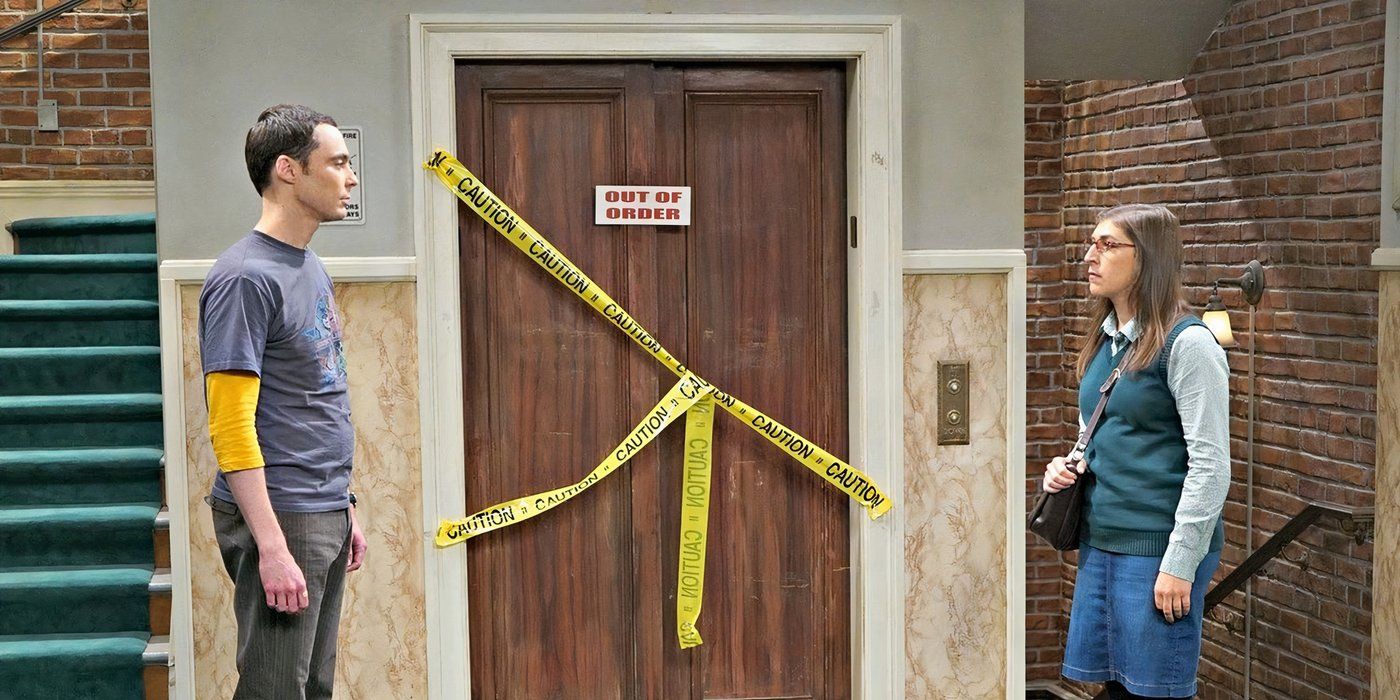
[1027,365,1123,551]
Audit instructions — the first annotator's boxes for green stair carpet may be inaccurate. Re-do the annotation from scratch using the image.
[0,633,148,699]
[0,503,158,568]
[0,299,160,348]
[0,567,152,635]
[0,346,161,397]
[0,393,164,450]
[9,214,157,255]
[0,254,157,300]
[0,213,162,700]
[0,448,163,506]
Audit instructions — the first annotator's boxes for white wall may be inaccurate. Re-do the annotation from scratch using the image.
[149,0,1024,259]
[0,182,155,255]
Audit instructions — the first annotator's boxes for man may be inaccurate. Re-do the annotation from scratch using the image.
[200,104,366,700]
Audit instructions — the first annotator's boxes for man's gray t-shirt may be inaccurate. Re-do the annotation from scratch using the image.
[199,231,353,512]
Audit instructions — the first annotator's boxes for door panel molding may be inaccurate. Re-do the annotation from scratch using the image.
[410,15,917,699]
[676,65,849,698]
[459,67,641,697]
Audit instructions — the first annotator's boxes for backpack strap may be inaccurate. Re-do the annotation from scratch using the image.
[1157,315,1210,384]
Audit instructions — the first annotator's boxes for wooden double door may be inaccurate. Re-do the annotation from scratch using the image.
[457,62,850,699]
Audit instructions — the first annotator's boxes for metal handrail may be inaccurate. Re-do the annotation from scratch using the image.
[0,0,90,46]
[1204,502,1374,614]
[1085,502,1374,700]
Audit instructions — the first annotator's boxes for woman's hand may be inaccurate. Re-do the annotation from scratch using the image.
[1042,456,1086,493]
[1154,572,1192,624]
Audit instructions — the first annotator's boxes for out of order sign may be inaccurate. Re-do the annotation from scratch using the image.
[595,185,692,225]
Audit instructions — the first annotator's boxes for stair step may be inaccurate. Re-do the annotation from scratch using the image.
[0,254,157,300]
[0,631,150,700]
[144,634,171,700]
[154,507,171,570]
[149,569,172,638]
[0,300,158,348]
[0,566,156,635]
[0,503,160,568]
[10,213,156,255]
[144,633,169,666]
[0,346,161,396]
[0,447,163,506]
[0,393,162,449]
[0,393,163,420]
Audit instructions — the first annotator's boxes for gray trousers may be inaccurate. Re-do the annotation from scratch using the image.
[209,496,352,700]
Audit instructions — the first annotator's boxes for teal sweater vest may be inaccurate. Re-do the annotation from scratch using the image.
[1079,316,1226,556]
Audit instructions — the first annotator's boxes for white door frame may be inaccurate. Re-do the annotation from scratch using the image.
[409,14,905,699]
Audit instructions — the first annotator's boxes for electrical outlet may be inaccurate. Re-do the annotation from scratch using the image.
[37,99,58,131]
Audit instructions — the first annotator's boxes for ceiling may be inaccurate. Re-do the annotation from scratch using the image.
[1026,0,1238,80]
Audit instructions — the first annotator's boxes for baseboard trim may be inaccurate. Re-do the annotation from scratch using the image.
[159,257,417,282]
[0,180,155,200]
[902,249,1027,273]
[1373,247,1400,270]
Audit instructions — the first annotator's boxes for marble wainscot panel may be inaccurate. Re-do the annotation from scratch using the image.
[903,274,1009,698]
[181,282,427,698]
[1374,271,1400,696]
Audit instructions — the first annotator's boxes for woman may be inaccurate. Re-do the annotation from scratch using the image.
[1043,203,1231,699]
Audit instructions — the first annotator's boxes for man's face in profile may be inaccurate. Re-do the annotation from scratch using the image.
[289,123,358,223]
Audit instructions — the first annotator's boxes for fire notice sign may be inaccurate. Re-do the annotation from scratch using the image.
[325,126,363,225]
[595,185,691,226]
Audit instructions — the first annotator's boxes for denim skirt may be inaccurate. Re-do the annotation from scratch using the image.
[1062,545,1221,698]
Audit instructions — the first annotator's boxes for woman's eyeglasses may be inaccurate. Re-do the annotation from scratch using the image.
[1088,237,1136,254]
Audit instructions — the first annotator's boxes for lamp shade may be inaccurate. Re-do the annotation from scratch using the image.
[1203,308,1235,347]
[1203,283,1236,347]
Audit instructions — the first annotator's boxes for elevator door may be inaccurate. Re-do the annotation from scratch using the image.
[457,62,850,699]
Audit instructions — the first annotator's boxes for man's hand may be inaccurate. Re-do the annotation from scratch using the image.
[347,506,368,572]
[1154,571,1192,624]
[225,468,308,613]
[259,544,309,613]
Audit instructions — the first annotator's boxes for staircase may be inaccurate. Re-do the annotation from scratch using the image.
[0,214,170,700]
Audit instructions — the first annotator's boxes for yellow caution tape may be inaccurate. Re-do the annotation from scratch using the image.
[424,149,892,519]
[676,394,714,648]
[424,148,893,648]
[435,373,713,546]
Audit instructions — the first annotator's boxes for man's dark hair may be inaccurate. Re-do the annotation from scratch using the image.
[244,104,338,195]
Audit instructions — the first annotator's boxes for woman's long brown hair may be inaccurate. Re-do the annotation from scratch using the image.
[1075,203,1189,378]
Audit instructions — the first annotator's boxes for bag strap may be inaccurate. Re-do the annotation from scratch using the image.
[1067,366,1122,462]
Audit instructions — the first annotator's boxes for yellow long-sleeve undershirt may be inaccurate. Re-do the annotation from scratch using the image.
[206,370,265,472]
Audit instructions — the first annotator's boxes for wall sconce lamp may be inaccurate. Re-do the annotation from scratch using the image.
[1204,259,1265,699]
[1202,259,1265,346]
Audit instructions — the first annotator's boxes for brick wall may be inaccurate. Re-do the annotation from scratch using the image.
[1024,79,1076,684]
[0,0,151,180]
[1027,0,1380,697]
